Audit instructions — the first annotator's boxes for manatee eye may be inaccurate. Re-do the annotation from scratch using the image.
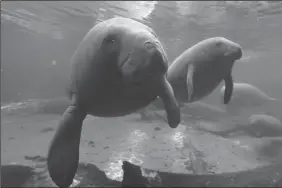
[103,33,118,46]
[149,29,158,39]
[102,34,119,53]
[104,36,116,44]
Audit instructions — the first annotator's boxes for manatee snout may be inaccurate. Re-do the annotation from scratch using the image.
[139,39,167,73]
[144,40,158,51]
[232,44,243,60]
[121,39,168,84]
[227,42,243,60]
[147,44,168,73]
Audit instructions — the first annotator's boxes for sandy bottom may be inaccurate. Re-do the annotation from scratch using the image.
[1,111,282,187]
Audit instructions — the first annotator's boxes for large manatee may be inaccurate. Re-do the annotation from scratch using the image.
[47,17,180,187]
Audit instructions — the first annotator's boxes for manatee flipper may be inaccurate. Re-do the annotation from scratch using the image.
[158,76,180,128]
[186,64,194,102]
[47,103,87,187]
[223,73,234,104]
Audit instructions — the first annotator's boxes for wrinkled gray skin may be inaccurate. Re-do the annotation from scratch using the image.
[139,37,243,119]
[47,17,180,188]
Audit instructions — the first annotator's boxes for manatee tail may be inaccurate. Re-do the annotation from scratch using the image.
[47,105,87,187]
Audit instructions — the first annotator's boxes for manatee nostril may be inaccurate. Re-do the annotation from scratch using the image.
[144,41,156,51]
[233,47,243,60]
[237,47,243,59]
[149,50,167,75]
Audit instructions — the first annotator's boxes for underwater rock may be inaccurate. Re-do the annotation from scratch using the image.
[74,163,121,187]
[121,160,282,187]
[122,161,150,187]
[1,164,34,187]
[1,160,121,187]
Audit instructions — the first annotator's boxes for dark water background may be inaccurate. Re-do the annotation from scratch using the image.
[1,1,282,104]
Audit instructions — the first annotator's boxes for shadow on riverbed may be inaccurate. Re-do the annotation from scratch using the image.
[122,160,282,187]
[2,159,282,187]
[2,98,282,187]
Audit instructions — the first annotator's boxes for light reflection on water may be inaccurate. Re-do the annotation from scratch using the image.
[104,126,191,180]
[107,1,157,20]
[105,129,148,181]
[170,124,187,148]
[106,151,145,181]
